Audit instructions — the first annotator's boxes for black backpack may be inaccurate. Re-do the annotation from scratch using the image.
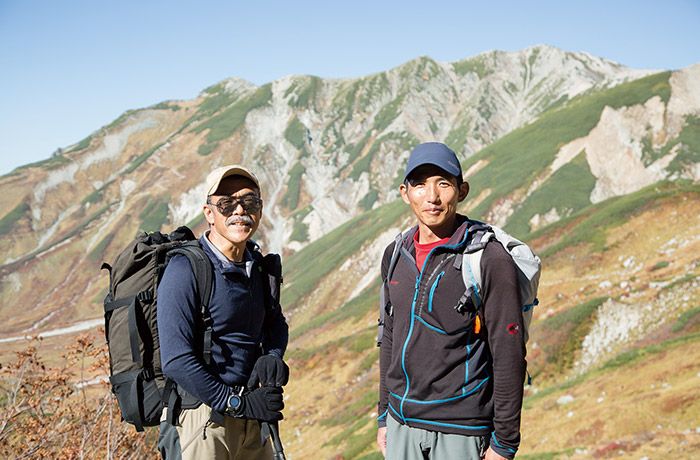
[101,226,213,432]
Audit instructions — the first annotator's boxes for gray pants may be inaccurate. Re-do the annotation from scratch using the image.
[386,414,487,460]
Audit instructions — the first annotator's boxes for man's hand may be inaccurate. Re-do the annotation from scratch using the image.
[239,386,284,422]
[247,354,290,388]
[377,427,387,457]
[482,446,508,460]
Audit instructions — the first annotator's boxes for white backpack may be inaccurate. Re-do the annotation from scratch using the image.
[458,221,540,344]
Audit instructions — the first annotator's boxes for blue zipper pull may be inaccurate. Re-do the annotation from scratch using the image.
[428,271,445,312]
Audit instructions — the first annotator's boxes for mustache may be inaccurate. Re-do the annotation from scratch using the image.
[226,215,254,226]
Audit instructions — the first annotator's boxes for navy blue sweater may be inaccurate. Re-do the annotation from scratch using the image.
[157,234,288,413]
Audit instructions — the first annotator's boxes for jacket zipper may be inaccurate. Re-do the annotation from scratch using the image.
[398,230,470,421]
[428,271,445,312]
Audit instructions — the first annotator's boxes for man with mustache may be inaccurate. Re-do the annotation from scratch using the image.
[376,143,526,459]
[157,165,289,459]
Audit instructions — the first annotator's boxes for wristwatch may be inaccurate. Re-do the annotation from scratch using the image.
[226,393,242,416]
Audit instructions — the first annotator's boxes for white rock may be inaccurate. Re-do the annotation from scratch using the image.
[557,395,575,405]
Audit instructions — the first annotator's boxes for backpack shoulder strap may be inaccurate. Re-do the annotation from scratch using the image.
[251,249,284,361]
[245,245,283,344]
[455,222,494,313]
[167,241,215,365]
[377,228,412,346]
[261,252,283,308]
[246,240,282,310]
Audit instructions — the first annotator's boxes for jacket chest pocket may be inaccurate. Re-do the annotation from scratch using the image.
[419,267,477,335]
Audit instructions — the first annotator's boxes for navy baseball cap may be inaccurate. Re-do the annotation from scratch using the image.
[404,142,462,182]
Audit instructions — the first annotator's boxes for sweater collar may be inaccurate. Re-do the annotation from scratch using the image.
[405,214,473,251]
[200,231,255,277]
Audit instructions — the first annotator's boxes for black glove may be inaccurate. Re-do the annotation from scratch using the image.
[240,386,284,422]
[247,354,290,388]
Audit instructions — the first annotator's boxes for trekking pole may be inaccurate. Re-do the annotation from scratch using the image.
[270,421,286,460]
[261,421,286,460]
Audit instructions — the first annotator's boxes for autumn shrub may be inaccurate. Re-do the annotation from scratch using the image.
[0,333,158,459]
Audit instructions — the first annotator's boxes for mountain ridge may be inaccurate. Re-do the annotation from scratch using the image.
[0,45,698,458]
[1,45,696,332]
[1,45,660,259]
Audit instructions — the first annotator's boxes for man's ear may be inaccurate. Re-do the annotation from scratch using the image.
[458,181,470,202]
[203,204,215,225]
[399,183,410,205]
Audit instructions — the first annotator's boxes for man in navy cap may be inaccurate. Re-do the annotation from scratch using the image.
[376,143,526,459]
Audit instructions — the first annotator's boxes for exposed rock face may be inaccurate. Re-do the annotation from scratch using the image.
[1,48,698,460]
[576,278,700,374]
[0,45,697,336]
[583,98,669,203]
[2,46,661,258]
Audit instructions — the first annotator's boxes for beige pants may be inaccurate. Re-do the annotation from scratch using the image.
[159,404,272,460]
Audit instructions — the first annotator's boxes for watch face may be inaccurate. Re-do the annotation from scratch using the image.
[228,395,241,410]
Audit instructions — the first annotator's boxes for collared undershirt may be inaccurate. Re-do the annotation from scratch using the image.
[413,231,450,272]
[202,229,254,277]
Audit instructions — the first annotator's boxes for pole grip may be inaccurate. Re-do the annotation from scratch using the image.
[263,421,286,460]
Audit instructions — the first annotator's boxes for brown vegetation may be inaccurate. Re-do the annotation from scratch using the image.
[0,333,157,459]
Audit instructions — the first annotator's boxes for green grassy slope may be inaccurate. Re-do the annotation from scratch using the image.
[463,72,672,236]
[281,179,700,459]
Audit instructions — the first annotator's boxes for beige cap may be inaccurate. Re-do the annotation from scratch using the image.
[205,165,260,199]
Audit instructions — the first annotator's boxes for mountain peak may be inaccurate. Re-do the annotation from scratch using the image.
[200,77,258,97]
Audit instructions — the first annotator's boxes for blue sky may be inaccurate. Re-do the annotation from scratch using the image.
[1,0,698,177]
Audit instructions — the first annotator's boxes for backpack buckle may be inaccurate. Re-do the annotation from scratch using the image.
[137,290,154,303]
[141,367,155,381]
[384,302,393,317]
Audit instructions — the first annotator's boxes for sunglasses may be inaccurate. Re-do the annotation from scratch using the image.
[208,195,262,215]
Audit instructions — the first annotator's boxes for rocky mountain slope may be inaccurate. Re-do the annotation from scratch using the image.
[278,180,700,459]
[0,45,699,458]
[0,45,672,333]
